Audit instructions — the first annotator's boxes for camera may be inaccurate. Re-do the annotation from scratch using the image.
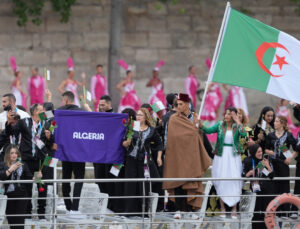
[263,154,269,160]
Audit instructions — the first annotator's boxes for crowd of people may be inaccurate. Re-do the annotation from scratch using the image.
[0,59,299,229]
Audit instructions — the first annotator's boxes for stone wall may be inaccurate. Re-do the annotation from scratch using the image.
[0,0,299,122]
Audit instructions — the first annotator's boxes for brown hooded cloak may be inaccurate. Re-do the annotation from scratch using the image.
[163,112,211,208]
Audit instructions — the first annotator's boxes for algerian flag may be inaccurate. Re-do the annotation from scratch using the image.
[43,155,58,168]
[210,5,300,104]
[39,111,54,121]
[151,101,165,113]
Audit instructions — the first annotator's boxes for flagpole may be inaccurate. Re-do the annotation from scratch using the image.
[198,1,231,118]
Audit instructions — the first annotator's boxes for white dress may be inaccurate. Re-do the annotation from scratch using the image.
[212,130,243,207]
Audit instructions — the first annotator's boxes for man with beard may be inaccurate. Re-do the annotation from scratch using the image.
[162,93,211,220]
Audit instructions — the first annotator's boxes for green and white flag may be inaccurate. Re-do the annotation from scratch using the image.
[211,5,300,104]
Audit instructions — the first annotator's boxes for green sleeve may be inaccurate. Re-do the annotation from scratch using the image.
[202,122,220,134]
[237,124,247,137]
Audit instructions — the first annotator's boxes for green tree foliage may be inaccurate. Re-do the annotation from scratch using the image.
[12,0,76,27]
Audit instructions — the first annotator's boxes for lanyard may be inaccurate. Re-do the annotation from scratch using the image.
[252,159,255,178]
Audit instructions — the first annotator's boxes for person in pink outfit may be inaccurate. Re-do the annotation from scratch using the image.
[117,59,141,113]
[147,60,166,106]
[200,59,223,142]
[185,65,200,109]
[276,99,300,138]
[90,64,108,111]
[10,57,27,110]
[27,67,46,106]
[224,85,249,116]
[200,82,223,122]
[58,57,85,108]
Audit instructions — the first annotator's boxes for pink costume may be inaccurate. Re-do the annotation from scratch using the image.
[65,57,80,107]
[201,83,222,121]
[224,86,249,115]
[118,82,141,113]
[66,81,80,107]
[185,74,200,109]
[277,106,300,138]
[12,82,27,110]
[27,76,45,105]
[149,82,166,106]
[149,60,166,106]
[117,59,141,112]
[90,74,108,111]
[10,57,27,110]
[200,59,223,142]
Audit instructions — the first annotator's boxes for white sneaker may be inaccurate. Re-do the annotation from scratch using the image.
[173,211,181,219]
[290,213,298,219]
[190,213,199,220]
[68,210,87,219]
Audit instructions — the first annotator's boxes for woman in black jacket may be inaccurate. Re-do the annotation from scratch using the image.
[0,145,33,229]
[252,106,275,151]
[243,144,274,229]
[122,107,163,216]
[265,116,297,218]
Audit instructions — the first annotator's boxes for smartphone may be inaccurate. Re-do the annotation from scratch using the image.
[263,154,269,160]
[17,157,22,163]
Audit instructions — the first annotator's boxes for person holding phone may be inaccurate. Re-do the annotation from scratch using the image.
[253,106,275,151]
[265,116,297,219]
[201,107,246,219]
[0,145,34,229]
[243,144,274,229]
[0,93,30,132]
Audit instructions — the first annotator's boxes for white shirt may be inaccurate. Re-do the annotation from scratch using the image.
[0,108,30,131]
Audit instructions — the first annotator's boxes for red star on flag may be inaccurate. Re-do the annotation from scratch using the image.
[272,55,288,70]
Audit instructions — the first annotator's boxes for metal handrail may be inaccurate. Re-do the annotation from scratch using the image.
[1,176,300,184]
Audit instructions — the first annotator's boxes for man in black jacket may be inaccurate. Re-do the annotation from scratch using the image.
[57,91,85,217]
[93,95,120,211]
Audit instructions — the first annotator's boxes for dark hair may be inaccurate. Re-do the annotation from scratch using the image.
[249,144,261,159]
[189,99,195,112]
[141,103,152,111]
[188,65,194,72]
[122,108,136,121]
[16,105,26,112]
[225,106,238,114]
[256,106,275,128]
[97,64,103,68]
[62,91,74,102]
[100,95,111,103]
[43,102,54,112]
[166,93,178,109]
[30,103,41,116]
[126,70,132,75]
[3,93,16,103]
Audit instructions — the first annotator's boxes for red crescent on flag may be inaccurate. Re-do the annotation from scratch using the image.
[255,42,289,78]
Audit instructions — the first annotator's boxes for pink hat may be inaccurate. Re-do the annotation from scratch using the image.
[67,57,74,71]
[10,56,18,73]
[117,59,131,70]
[154,60,165,71]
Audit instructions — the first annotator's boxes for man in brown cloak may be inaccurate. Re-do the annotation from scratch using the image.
[163,93,211,219]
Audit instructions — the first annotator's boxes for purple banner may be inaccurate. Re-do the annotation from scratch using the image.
[54,110,127,164]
